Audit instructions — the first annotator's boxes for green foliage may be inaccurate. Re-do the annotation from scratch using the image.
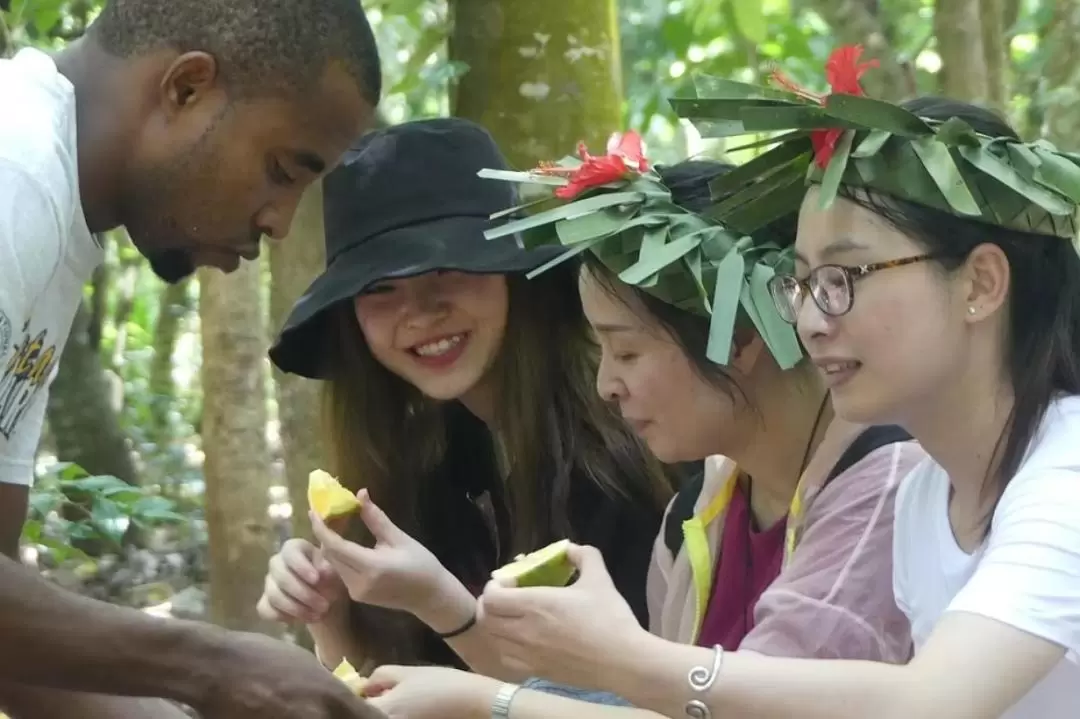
[23,462,189,564]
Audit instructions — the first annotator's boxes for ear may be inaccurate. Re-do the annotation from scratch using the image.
[729,325,766,375]
[962,242,1010,323]
[158,51,222,117]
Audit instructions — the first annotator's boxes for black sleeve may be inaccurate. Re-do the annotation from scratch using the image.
[570,487,664,628]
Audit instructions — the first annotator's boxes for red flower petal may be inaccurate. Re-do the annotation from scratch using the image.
[824,45,879,97]
[811,128,842,169]
[555,155,628,199]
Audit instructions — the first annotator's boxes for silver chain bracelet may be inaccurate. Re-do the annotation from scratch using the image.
[685,644,724,719]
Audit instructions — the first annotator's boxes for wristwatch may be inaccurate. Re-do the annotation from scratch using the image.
[491,683,521,719]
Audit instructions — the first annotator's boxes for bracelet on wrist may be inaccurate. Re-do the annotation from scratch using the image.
[437,612,477,640]
[491,682,521,719]
[685,644,724,719]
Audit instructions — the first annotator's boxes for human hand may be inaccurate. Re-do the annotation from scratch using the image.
[196,630,388,719]
[479,543,649,688]
[310,490,476,632]
[257,538,347,625]
[364,664,500,719]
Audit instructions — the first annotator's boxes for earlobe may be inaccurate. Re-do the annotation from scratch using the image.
[159,51,220,116]
[964,242,1010,321]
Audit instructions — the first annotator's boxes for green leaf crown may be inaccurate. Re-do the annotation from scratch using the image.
[670,60,1080,240]
[477,149,804,370]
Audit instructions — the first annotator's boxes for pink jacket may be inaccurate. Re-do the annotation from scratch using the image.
[647,433,923,661]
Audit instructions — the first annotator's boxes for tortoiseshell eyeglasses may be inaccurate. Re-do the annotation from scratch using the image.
[767,254,936,324]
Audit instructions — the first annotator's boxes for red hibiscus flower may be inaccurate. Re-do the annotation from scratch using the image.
[772,45,879,168]
[539,131,650,200]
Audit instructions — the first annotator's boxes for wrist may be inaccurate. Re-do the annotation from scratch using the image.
[465,675,507,719]
[415,573,477,636]
[145,619,231,707]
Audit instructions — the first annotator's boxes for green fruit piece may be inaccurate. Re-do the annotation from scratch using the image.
[491,539,575,587]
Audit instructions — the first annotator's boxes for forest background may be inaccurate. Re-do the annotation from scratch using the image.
[0,0,1074,645]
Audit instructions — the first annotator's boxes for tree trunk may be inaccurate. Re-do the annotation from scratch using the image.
[934,0,990,103]
[980,0,1008,115]
[199,260,279,635]
[148,278,192,445]
[268,184,327,546]
[448,0,623,168]
[45,301,137,485]
[805,0,911,102]
[1043,0,1080,148]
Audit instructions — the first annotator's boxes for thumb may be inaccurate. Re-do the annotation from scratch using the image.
[364,664,406,697]
[566,543,612,586]
[358,490,405,544]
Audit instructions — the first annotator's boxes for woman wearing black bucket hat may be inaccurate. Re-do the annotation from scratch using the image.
[256,118,674,673]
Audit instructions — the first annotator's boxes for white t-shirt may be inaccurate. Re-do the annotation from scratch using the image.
[0,48,103,486]
[894,395,1080,717]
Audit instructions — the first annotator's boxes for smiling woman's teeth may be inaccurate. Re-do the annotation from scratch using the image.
[415,334,465,357]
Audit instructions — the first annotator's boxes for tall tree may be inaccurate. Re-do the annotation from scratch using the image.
[1043,0,1080,147]
[268,184,327,546]
[148,278,192,445]
[449,0,624,168]
[934,0,991,103]
[200,260,278,635]
[981,0,1009,114]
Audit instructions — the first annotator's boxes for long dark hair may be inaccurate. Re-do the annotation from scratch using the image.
[321,261,674,667]
[839,96,1080,523]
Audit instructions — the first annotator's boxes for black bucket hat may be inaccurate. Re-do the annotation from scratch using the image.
[269,117,563,379]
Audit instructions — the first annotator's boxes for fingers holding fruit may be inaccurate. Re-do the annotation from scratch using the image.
[305,472,458,619]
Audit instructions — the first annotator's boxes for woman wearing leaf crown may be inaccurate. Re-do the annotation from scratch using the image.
[356,49,1080,719]
[253,118,674,673]
[342,142,921,717]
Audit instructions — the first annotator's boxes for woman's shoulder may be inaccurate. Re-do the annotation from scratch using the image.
[808,425,927,512]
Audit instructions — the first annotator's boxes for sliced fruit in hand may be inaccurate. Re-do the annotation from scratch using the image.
[491,538,575,587]
[307,469,362,521]
[332,658,369,696]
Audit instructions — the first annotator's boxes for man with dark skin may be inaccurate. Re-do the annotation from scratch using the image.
[0,0,385,717]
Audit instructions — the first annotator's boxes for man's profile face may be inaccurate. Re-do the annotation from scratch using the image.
[123,55,374,283]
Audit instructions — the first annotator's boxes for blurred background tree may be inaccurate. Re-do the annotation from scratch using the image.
[1,0,1072,641]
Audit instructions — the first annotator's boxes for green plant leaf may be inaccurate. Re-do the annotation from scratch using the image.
[909,138,981,216]
[959,145,1076,216]
[731,0,768,44]
[1031,147,1080,201]
[691,74,807,103]
[706,250,747,364]
[817,130,855,210]
[852,130,891,159]
[824,94,932,138]
[484,191,644,240]
[621,234,702,284]
[555,205,639,245]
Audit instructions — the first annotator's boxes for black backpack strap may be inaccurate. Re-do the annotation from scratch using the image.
[664,470,704,558]
[825,425,912,484]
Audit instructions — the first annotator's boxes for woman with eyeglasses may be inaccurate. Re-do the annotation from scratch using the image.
[349,157,922,718]
[366,93,1080,719]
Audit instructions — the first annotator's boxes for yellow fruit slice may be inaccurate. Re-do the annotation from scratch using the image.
[308,469,361,521]
[491,538,575,587]
[332,658,369,696]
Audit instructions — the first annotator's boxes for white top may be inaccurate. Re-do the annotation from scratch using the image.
[894,395,1080,717]
[0,48,103,486]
